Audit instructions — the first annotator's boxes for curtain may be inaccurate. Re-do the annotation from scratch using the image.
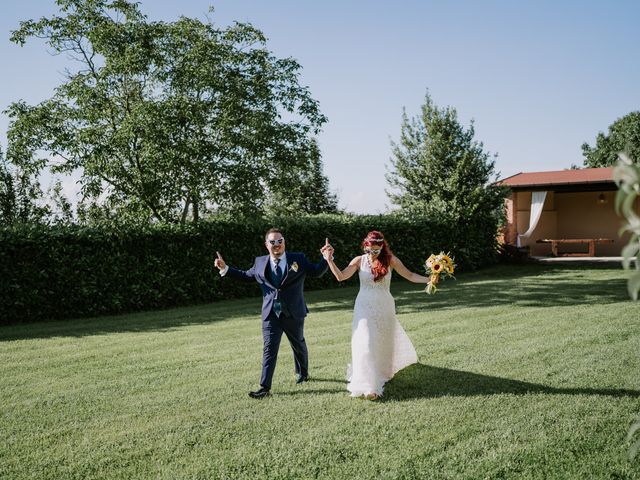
[517,191,547,247]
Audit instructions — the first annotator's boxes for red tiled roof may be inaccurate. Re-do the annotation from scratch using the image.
[498,167,614,187]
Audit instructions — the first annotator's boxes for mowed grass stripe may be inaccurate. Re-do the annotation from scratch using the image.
[1,264,639,479]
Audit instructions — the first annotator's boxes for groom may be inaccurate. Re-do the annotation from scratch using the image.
[214,228,330,399]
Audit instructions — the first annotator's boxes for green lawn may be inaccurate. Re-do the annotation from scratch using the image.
[1,264,640,479]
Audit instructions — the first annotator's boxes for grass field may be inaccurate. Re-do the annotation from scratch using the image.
[1,264,640,479]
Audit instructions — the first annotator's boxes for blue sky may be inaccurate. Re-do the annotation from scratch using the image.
[1,1,639,213]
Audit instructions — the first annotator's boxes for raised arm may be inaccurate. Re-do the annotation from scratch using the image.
[327,256,361,282]
[304,255,329,278]
[390,255,429,284]
[214,251,256,282]
[225,264,258,282]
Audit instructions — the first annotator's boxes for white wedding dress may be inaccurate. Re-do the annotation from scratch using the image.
[347,255,418,397]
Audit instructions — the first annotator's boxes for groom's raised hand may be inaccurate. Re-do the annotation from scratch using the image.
[214,251,226,271]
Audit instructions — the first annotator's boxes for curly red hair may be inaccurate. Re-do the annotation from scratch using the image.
[362,230,393,282]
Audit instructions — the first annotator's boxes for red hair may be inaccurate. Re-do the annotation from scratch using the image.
[362,230,393,282]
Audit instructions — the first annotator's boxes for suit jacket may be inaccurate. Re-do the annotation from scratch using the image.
[225,252,328,320]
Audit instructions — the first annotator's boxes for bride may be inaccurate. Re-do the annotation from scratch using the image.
[323,231,430,400]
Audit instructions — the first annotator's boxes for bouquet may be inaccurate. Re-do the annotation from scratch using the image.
[425,252,455,294]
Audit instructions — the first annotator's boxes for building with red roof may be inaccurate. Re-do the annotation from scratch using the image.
[497,167,633,256]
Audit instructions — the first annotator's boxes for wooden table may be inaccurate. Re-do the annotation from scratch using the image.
[536,238,614,257]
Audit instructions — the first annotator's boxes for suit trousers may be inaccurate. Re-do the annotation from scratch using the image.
[260,310,308,389]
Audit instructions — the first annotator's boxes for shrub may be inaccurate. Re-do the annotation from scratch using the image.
[0,214,499,323]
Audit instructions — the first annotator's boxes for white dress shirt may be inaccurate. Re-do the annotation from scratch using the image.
[270,253,287,277]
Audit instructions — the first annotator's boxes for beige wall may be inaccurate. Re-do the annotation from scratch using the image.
[515,190,638,256]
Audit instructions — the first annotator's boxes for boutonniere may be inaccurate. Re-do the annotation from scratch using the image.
[291,262,299,272]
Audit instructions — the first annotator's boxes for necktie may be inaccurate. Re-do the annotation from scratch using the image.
[273,258,283,317]
[273,258,283,287]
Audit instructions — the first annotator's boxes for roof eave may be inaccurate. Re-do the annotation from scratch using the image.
[508,181,617,193]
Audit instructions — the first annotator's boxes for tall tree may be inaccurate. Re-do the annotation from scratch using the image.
[265,139,339,216]
[0,146,49,226]
[0,149,15,225]
[387,92,507,222]
[6,0,327,224]
[582,111,640,168]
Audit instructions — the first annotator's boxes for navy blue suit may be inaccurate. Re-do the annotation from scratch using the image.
[225,252,328,389]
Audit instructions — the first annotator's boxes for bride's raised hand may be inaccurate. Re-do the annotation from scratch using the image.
[321,238,334,260]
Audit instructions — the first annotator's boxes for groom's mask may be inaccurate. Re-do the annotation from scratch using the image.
[265,233,285,258]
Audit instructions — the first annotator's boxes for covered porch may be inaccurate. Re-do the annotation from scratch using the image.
[498,167,636,257]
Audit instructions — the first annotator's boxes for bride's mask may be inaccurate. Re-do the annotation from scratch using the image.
[362,231,389,282]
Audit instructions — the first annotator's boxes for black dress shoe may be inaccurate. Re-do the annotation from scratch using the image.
[295,374,309,384]
[248,387,270,399]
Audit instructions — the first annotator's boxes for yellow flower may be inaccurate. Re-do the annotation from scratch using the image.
[424,250,456,294]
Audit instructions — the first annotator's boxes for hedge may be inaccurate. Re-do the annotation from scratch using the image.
[0,214,499,323]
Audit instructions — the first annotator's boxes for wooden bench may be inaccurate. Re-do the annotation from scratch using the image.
[536,238,614,257]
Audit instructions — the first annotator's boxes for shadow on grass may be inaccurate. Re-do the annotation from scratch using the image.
[391,264,629,314]
[382,363,640,401]
[276,388,346,397]
[309,376,348,384]
[253,377,348,397]
[0,298,262,342]
[1,264,630,341]
[307,264,630,317]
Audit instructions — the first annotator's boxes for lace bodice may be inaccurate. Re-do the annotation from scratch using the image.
[358,255,392,292]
